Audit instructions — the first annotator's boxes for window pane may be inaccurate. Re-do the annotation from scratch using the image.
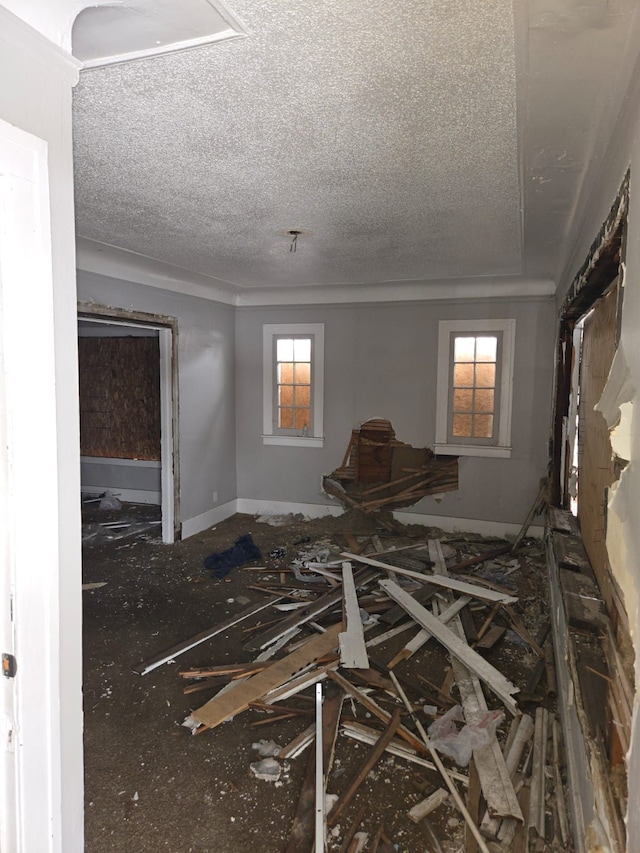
[475,363,495,388]
[277,338,294,361]
[453,388,473,412]
[475,389,494,413]
[453,414,473,437]
[454,337,475,362]
[474,415,494,438]
[475,336,497,362]
[293,338,311,361]
[295,408,310,429]
[296,385,311,407]
[279,408,293,428]
[294,363,310,384]
[278,362,294,383]
[453,363,475,387]
[278,384,293,406]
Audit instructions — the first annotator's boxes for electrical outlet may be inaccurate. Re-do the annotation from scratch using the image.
[212,491,218,503]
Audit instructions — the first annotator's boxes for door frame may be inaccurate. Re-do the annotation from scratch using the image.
[77,305,180,543]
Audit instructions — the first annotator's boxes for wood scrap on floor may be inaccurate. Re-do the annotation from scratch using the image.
[135,512,569,853]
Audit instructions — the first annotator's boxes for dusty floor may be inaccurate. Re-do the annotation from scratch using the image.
[82,506,558,852]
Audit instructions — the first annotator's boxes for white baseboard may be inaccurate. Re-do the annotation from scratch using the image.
[82,487,161,505]
[236,498,344,520]
[181,499,239,539]
[181,497,542,541]
[393,510,544,540]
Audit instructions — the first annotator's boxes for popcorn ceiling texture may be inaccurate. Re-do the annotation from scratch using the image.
[72,0,521,289]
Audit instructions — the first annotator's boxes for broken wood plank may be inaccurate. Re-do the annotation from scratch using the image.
[343,552,518,604]
[135,597,283,675]
[528,707,548,839]
[286,736,317,853]
[428,539,522,821]
[244,570,376,652]
[408,788,449,823]
[327,709,402,827]
[465,759,481,853]
[339,561,369,669]
[379,579,519,714]
[388,595,472,669]
[191,624,341,730]
[474,625,506,650]
[338,805,366,853]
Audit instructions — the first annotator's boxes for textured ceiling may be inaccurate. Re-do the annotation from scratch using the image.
[72,0,640,298]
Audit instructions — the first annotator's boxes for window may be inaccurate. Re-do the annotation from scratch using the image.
[434,319,515,458]
[263,324,324,446]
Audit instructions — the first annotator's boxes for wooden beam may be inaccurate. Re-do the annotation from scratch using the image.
[342,552,517,604]
[134,597,282,675]
[339,562,369,669]
[327,709,402,827]
[379,579,519,715]
[191,625,341,730]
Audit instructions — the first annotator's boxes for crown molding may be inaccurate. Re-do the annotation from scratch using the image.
[76,238,556,307]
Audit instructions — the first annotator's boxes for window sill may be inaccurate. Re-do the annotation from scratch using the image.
[433,443,512,459]
[262,435,324,448]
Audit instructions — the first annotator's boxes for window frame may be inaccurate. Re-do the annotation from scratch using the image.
[434,319,515,458]
[262,323,324,447]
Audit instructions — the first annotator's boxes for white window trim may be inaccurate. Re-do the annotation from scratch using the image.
[434,319,515,458]
[263,323,324,447]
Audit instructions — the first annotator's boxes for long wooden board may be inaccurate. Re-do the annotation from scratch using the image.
[379,579,519,715]
[135,597,282,675]
[342,552,517,604]
[192,624,341,730]
[339,561,369,669]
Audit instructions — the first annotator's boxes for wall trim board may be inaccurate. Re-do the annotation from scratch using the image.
[393,511,544,540]
[180,497,543,541]
[547,536,591,853]
[82,488,161,505]
[81,456,161,468]
[0,6,81,82]
[181,499,240,539]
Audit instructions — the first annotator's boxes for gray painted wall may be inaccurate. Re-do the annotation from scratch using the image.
[236,298,556,526]
[76,271,237,525]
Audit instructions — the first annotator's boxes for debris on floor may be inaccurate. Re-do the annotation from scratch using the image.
[124,511,571,853]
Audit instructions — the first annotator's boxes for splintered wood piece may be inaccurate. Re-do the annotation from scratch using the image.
[134,597,283,675]
[474,625,506,650]
[379,579,519,715]
[465,759,481,853]
[286,738,316,853]
[191,624,341,730]
[502,605,544,657]
[340,562,370,669]
[408,788,449,823]
[343,553,518,604]
[278,724,315,760]
[338,805,367,853]
[180,662,271,678]
[245,569,377,652]
[528,708,548,839]
[327,709,402,827]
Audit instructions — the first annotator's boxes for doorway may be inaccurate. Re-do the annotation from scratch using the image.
[77,307,179,544]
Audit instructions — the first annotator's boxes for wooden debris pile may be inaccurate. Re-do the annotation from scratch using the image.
[323,419,459,513]
[135,524,571,853]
